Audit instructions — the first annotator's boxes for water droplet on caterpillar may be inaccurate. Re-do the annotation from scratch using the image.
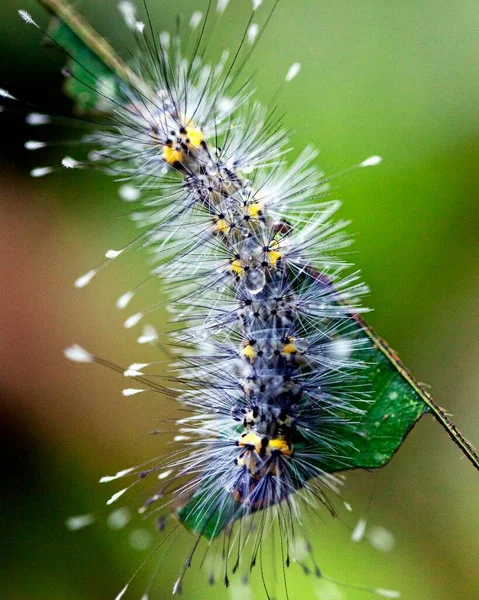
[294,338,309,353]
[244,268,265,294]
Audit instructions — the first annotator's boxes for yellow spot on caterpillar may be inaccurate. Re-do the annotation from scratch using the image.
[268,250,282,267]
[269,438,292,456]
[238,432,292,457]
[215,218,229,234]
[185,126,203,147]
[282,338,297,355]
[239,432,263,452]
[241,344,256,362]
[247,203,262,218]
[164,146,183,164]
[266,240,281,268]
[231,259,243,276]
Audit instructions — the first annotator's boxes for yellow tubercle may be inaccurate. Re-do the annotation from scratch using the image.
[268,250,282,268]
[242,344,256,362]
[238,432,292,456]
[247,203,263,218]
[231,259,243,276]
[164,146,183,164]
[215,218,229,234]
[186,126,204,148]
[238,432,263,452]
[268,438,292,456]
[282,338,297,355]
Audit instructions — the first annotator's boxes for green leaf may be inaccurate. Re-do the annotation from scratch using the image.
[37,0,479,539]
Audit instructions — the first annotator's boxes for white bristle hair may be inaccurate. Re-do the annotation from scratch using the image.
[25,141,46,150]
[0,88,17,100]
[375,590,401,599]
[217,0,230,14]
[159,31,170,50]
[247,24,259,45]
[122,388,147,396]
[360,155,382,167]
[116,291,134,309]
[65,514,96,531]
[114,584,129,600]
[105,248,123,259]
[285,62,301,82]
[18,9,39,27]
[74,269,98,288]
[64,344,93,363]
[189,11,203,29]
[26,113,50,125]
[137,325,158,344]
[106,488,129,505]
[124,312,143,328]
[118,184,140,202]
[123,363,149,377]
[351,518,367,542]
[99,467,135,483]
[30,167,52,178]
[62,156,80,169]
[118,1,136,29]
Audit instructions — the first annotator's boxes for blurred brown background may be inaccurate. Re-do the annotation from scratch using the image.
[1,1,478,599]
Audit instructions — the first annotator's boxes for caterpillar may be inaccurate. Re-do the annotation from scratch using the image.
[4,1,478,599]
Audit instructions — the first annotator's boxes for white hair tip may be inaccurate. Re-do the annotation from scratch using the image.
[105,248,123,259]
[360,155,382,167]
[285,63,301,82]
[116,291,134,309]
[189,11,203,29]
[375,590,401,599]
[118,184,140,202]
[18,9,39,27]
[137,325,158,344]
[172,578,181,596]
[99,467,134,483]
[122,388,146,397]
[160,31,170,49]
[0,88,16,100]
[124,362,149,377]
[107,488,128,506]
[247,24,259,45]
[30,167,52,178]
[26,113,50,125]
[65,514,95,531]
[351,517,367,542]
[25,140,46,150]
[74,269,97,288]
[64,344,93,363]
[114,583,129,600]
[118,1,137,29]
[216,0,230,14]
[124,312,143,328]
[62,156,79,169]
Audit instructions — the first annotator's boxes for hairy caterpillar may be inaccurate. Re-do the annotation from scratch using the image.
[4,1,478,599]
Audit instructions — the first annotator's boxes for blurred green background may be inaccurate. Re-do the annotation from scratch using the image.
[1,1,478,599]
